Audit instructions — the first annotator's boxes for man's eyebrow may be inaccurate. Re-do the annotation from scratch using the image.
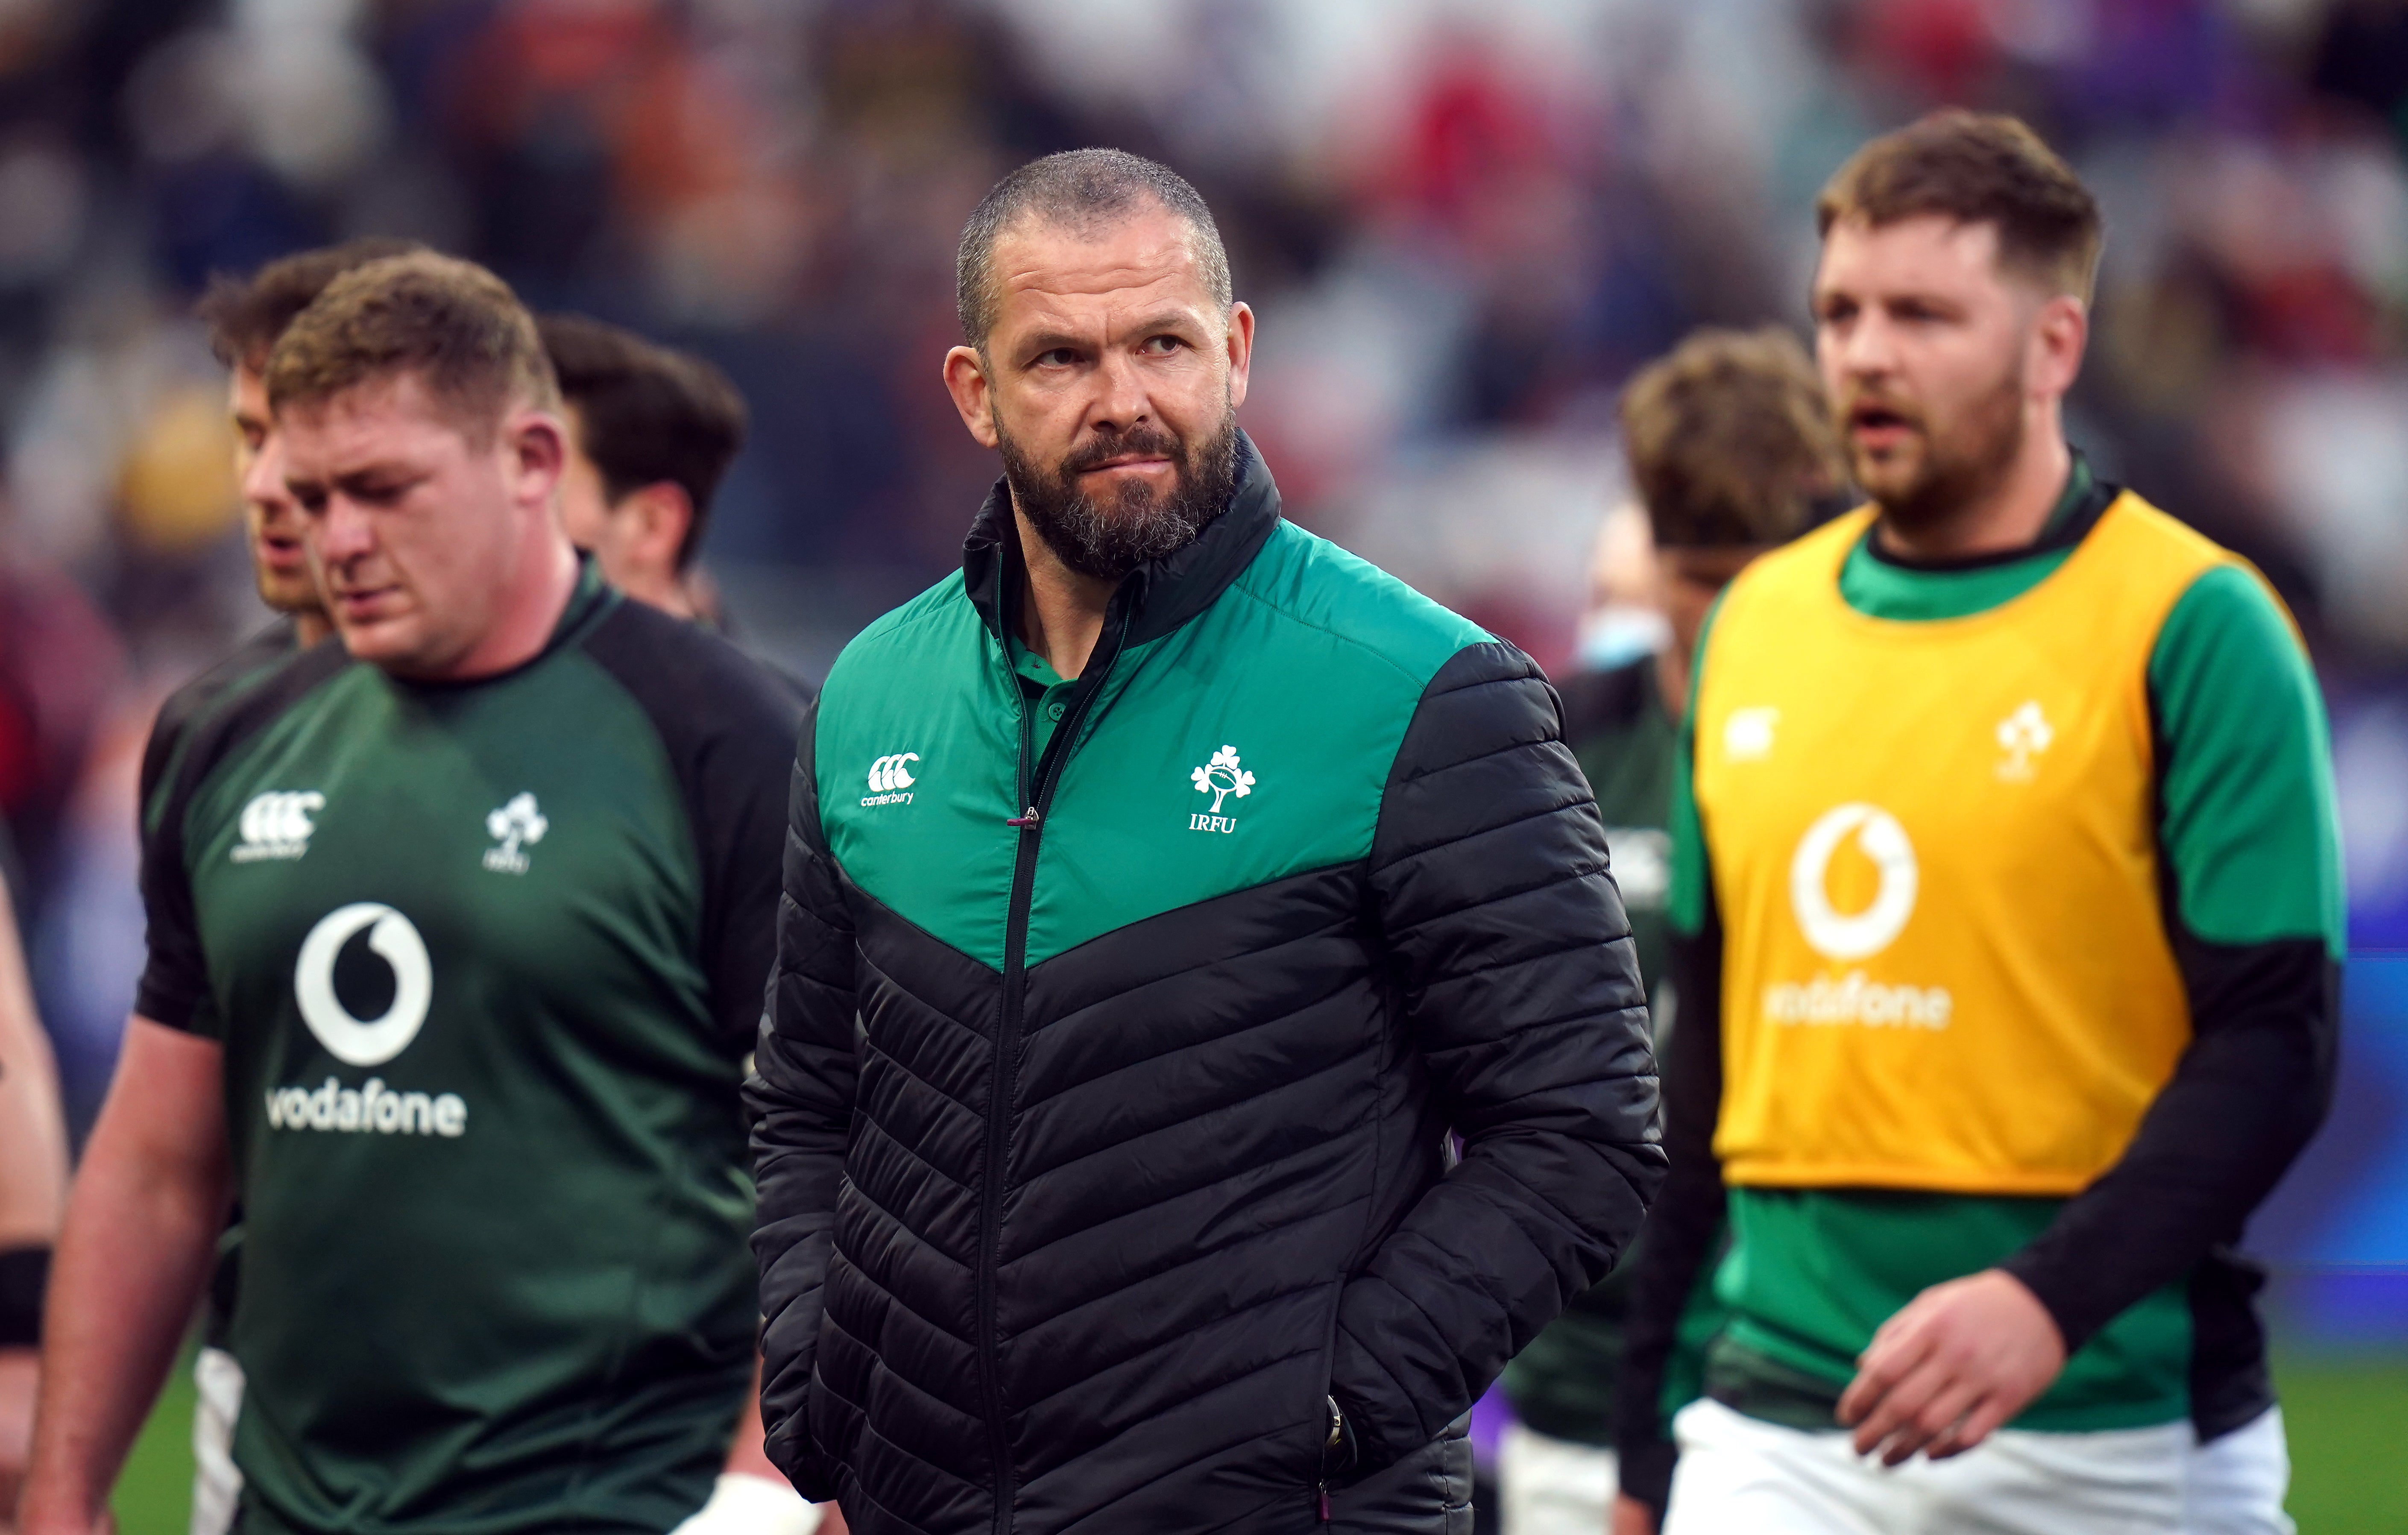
[1017,328,1089,357]
[1124,308,1204,336]
[335,462,430,489]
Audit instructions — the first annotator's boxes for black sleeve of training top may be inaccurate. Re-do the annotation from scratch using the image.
[137,620,302,827]
[1999,578,2341,1357]
[745,696,856,1500]
[581,602,808,1052]
[1331,641,1665,1476]
[2000,936,2338,1353]
[1611,903,1727,1514]
[134,639,345,1034]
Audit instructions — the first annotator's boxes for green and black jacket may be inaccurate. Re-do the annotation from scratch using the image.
[748,438,1666,1535]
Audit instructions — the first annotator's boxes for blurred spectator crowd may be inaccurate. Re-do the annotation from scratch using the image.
[0,0,2404,1124]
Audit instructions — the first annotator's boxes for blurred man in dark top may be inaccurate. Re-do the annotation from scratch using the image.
[539,314,747,624]
[1500,325,1842,1535]
[537,313,830,1533]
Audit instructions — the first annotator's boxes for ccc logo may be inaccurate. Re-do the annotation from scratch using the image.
[867,753,919,793]
[241,791,324,846]
[293,903,433,1066]
[1789,804,1919,961]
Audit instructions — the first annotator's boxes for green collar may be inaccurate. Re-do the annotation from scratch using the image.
[1840,453,2110,623]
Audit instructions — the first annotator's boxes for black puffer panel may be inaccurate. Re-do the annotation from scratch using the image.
[753,645,1664,1535]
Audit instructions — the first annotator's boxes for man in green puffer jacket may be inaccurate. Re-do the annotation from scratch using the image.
[747,148,1668,1535]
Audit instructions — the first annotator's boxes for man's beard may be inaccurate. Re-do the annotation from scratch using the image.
[996,407,1240,582]
[1848,360,2025,534]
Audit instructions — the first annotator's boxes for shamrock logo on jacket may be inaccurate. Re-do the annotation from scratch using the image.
[1190,746,1257,814]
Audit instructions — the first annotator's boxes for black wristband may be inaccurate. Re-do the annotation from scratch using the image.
[0,1245,50,1346]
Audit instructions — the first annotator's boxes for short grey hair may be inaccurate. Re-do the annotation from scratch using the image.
[956,148,1233,350]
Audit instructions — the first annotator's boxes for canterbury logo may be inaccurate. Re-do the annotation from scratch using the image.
[862,752,919,808]
[233,791,325,863]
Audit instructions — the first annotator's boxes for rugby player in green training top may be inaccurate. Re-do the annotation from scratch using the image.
[1612,112,2341,1535]
[1498,326,1841,1535]
[23,253,803,1535]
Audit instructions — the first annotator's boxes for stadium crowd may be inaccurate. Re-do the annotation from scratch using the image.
[0,1,2395,1533]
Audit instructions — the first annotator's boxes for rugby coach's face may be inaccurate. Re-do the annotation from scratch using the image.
[941,199,1254,556]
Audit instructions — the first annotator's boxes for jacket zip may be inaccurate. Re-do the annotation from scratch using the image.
[977,611,1132,1535]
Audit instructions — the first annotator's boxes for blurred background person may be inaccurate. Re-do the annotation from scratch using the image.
[0,0,2395,1529]
[538,313,747,624]
[1498,324,1843,1535]
[196,240,428,662]
[535,308,830,1535]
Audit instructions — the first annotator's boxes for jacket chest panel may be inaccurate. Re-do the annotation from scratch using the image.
[822,608,1427,973]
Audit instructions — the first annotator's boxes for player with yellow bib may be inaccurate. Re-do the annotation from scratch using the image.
[1609,113,2342,1535]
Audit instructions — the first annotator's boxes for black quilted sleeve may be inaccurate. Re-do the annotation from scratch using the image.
[1338,640,1666,1472]
[745,699,856,1499]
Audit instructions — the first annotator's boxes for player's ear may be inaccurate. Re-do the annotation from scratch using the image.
[506,409,568,510]
[1224,301,1254,410]
[2030,292,2087,400]
[944,345,999,448]
[629,482,693,573]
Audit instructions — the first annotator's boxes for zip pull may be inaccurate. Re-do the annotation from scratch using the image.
[1316,1482,1330,1523]
[1006,807,1041,829]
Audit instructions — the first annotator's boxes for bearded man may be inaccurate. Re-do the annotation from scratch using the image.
[746,148,1665,1535]
[1609,112,2340,1535]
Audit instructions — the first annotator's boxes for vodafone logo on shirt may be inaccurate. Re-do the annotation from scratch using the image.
[1764,804,1952,1032]
[267,902,469,1137]
[295,903,432,1064]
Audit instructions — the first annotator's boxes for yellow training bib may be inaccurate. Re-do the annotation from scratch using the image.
[1696,494,2235,1196]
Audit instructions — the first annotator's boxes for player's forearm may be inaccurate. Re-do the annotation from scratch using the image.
[22,1039,231,1528]
[0,881,67,1249]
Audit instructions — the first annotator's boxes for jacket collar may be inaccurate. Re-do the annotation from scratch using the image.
[962,431,1282,654]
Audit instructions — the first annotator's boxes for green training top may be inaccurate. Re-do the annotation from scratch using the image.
[135,565,800,1535]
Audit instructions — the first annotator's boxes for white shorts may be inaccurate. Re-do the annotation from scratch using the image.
[190,1345,246,1535]
[1497,1421,1618,1535]
[1666,1396,2214,1535]
[2184,1408,2294,1535]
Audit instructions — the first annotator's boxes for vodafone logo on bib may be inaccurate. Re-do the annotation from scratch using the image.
[1789,804,1918,961]
[1767,804,1951,1031]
